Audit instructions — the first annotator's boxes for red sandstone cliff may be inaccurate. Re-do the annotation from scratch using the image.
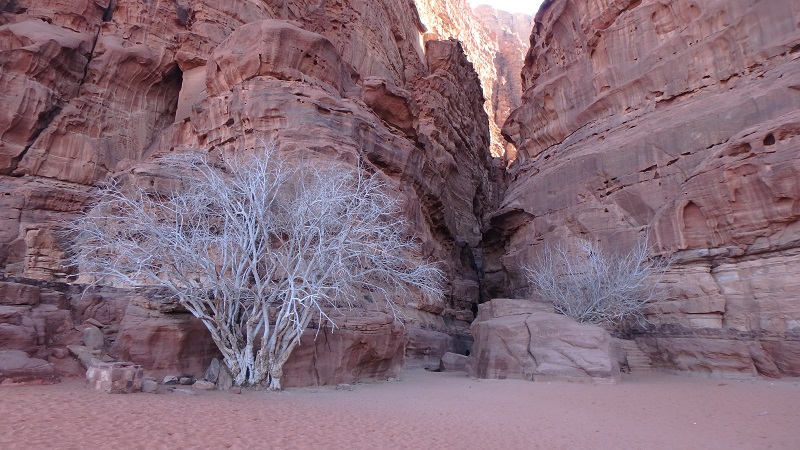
[5,0,800,383]
[472,5,533,160]
[0,0,501,379]
[500,0,800,377]
[416,0,533,158]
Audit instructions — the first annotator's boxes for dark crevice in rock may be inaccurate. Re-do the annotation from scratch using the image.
[2,0,25,14]
[102,0,115,22]
[479,228,509,301]
[655,88,701,108]
[174,1,190,27]
[4,102,65,177]
[77,1,115,91]
[146,64,183,151]
[78,27,102,93]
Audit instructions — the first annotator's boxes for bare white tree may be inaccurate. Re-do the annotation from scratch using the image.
[523,235,669,329]
[67,146,445,389]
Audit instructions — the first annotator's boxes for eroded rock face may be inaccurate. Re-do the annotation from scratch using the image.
[205,20,361,98]
[416,0,534,158]
[0,349,59,385]
[466,299,620,383]
[0,276,404,386]
[636,336,782,379]
[110,303,219,378]
[282,312,404,388]
[0,276,142,382]
[11,1,182,185]
[0,1,501,382]
[499,0,800,376]
[0,278,76,361]
[472,6,534,160]
[405,327,455,369]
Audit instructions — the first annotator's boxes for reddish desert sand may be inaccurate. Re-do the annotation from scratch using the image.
[1,369,799,449]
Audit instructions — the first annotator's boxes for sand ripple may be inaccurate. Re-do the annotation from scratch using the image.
[1,370,799,449]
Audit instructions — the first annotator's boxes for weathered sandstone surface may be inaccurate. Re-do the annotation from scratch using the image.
[0,276,404,386]
[111,302,219,378]
[499,0,800,376]
[6,0,798,383]
[0,0,502,381]
[467,299,620,382]
[282,312,405,388]
[416,0,533,157]
[472,5,534,160]
[0,349,59,385]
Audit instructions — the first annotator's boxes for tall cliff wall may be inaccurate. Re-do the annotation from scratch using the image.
[416,0,532,158]
[500,0,800,377]
[472,5,533,160]
[0,0,501,373]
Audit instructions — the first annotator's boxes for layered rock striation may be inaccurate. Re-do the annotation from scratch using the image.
[472,5,534,160]
[0,0,502,380]
[500,0,800,376]
[416,0,533,158]
[7,0,798,382]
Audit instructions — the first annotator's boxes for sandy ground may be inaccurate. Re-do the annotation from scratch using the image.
[1,369,799,450]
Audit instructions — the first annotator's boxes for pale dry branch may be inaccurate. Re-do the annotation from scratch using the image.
[66,144,445,389]
[523,234,669,329]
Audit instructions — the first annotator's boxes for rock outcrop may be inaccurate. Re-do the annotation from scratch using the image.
[472,5,534,160]
[0,276,405,386]
[467,299,620,383]
[0,0,502,381]
[0,276,213,380]
[0,278,78,363]
[111,302,219,378]
[498,0,800,376]
[0,349,59,385]
[282,312,405,388]
[416,0,533,157]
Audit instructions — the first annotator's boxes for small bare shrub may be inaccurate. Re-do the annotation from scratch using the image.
[523,235,669,329]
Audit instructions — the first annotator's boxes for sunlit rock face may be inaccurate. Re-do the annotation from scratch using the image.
[499,0,800,376]
[472,5,534,160]
[415,0,533,158]
[0,0,505,375]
